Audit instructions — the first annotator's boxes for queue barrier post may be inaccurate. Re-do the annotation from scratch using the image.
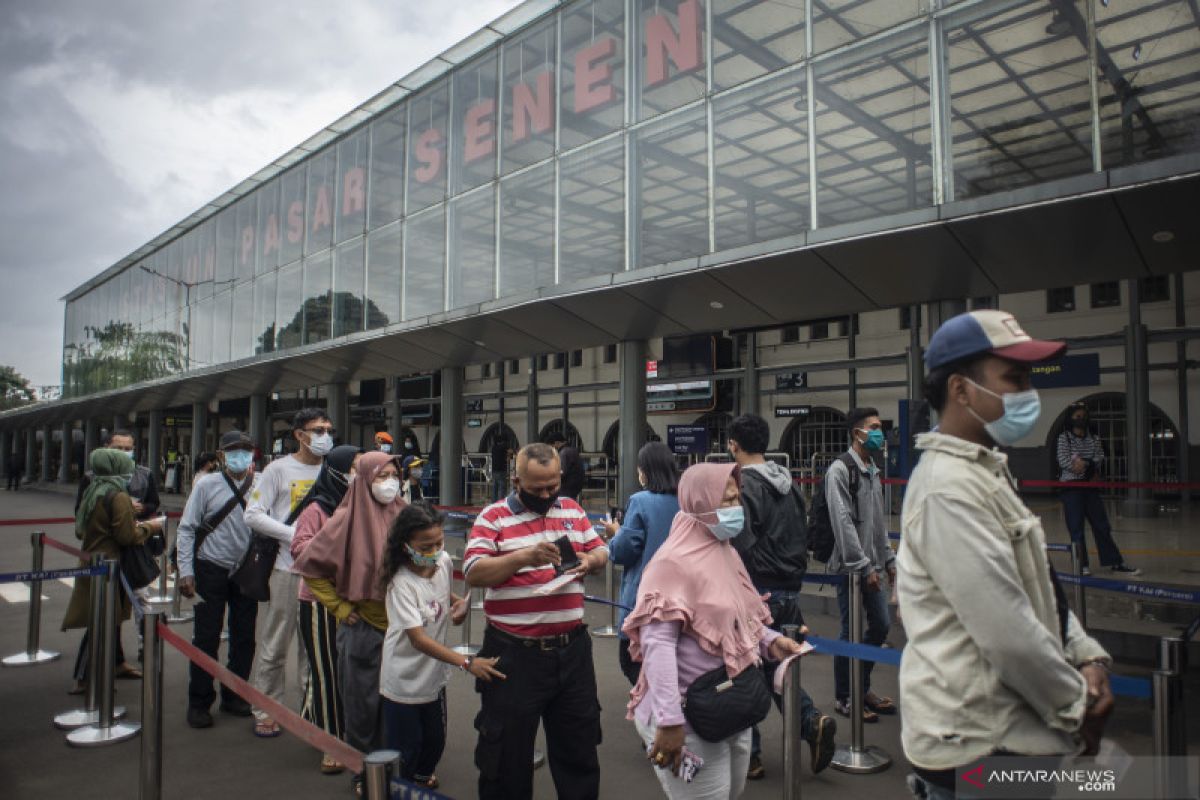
[139,602,170,800]
[150,518,172,605]
[453,547,479,658]
[1153,635,1188,798]
[591,559,619,638]
[67,558,141,747]
[780,624,803,800]
[830,572,891,774]
[55,556,127,730]
[1070,541,1088,628]
[364,750,402,800]
[165,552,193,625]
[2,531,61,667]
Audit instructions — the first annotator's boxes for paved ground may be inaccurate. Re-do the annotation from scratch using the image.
[0,487,1188,799]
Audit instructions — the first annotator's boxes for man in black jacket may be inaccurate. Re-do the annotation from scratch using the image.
[728,413,836,780]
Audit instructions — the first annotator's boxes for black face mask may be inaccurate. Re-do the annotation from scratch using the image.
[1072,417,1088,429]
[519,488,559,516]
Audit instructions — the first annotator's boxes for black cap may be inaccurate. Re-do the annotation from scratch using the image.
[219,430,254,451]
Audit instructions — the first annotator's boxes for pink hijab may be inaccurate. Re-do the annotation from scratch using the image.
[293,450,404,603]
[624,462,772,710]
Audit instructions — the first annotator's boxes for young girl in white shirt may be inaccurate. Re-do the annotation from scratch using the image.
[377,502,505,788]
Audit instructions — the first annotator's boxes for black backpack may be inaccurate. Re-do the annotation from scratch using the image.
[808,453,859,563]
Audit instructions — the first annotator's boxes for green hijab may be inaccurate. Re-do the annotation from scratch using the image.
[75,448,135,538]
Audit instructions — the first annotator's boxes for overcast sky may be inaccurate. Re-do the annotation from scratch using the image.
[0,0,522,392]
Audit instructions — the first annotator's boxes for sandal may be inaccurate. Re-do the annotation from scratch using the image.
[865,693,897,715]
[835,698,879,723]
[116,663,143,680]
[352,773,364,797]
[321,754,345,775]
[414,775,439,789]
[253,718,282,738]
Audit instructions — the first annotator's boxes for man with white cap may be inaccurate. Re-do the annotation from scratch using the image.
[897,310,1114,799]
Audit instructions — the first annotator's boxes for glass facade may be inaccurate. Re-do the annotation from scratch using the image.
[61,0,1200,397]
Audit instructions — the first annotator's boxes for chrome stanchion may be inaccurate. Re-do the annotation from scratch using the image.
[781,624,803,800]
[164,557,193,625]
[1071,541,1088,628]
[591,560,618,638]
[1154,636,1188,798]
[55,556,126,729]
[363,750,402,800]
[68,558,141,746]
[831,572,891,774]
[150,518,172,605]
[139,600,170,800]
[534,748,546,769]
[3,531,61,667]
[454,585,480,657]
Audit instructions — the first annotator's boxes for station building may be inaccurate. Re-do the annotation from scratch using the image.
[2,0,1198,510]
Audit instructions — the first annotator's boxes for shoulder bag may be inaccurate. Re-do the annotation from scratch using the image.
[682,662,772,743]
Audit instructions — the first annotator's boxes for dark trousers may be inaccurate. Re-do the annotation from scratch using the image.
[834,575,892,702]
[1061,488,1124,567]
[474,625,601,800]
[6,473,19,490]
[617,636,641,685]
[189,559,257,710]
[750,588,821,757]
[298,599,343,739]
[383,691,447,781]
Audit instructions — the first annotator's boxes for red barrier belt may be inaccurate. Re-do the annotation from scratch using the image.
[42,534,85,559]
[436,505,486,514]
[156,622,365,774]
[0,511,182,528]
[794,476,1200,490]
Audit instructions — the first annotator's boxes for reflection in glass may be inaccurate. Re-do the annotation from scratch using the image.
[366,222,402,329]
[336,129,369,243]
[637,0,706,121]
[280,164,307,265]
[275,261,303,351]
[560,0,625,150]
[231,281,256,360]
[306,148,337,256]
[233,194,258,282]
[714,73,809,249]
[636,107,709,267]
[215,208,237,288]
[450,187,497,309]
[254,270,277,355]
[946,1,1093,200]
[256,179,281,275]
[369,105,407,229]
[191,296,213,368]
[404,207,446,320]
[334,238,366,337]
[499,163,555,295]
[813,0,924,54]
[502,18,556,174]
[814,30,931,226]
[211,288,232,365]
[454,51,499,194]
[407,82,451,214]
[560,136,624,281]
[302,250,333,345]
[712,0,804,91]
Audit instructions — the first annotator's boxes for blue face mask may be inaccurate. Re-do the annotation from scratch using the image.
[224,450,254,473]
[964,378,1041,446]
[124,450,137,463]
[700,505,745,541]
[858,429,886,451]
[405,543,442,568]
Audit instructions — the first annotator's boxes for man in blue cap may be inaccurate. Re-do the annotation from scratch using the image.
[896,310,1114,799]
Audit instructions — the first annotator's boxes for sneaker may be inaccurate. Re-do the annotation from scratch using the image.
[834,698,879,723]
[219,697,253,717]
[1111,564,1141,576]
[746,754,765,780]
[187,706,213,729]
[808,715,837,775]
[1080,566,1092,577]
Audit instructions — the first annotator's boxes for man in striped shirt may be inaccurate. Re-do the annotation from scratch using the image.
[465,442,608,800]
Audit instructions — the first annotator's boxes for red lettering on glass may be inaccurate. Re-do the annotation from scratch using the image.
[575,37,617,114]
[645,0,702,87]
[463,100,496,164]
[512,72,554,143]
[342,167,365,216]
[311,185,331,233]
[240,226,255,267]
[287,201,304,243]
[262,214,280,257]
[414,128,444,183]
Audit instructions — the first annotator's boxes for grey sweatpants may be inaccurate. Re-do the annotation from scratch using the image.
[336,621,385,756]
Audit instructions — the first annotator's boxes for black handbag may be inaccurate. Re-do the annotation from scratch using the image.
[120,537,161,589]
[682,663,773,743]
[231,534,279,602]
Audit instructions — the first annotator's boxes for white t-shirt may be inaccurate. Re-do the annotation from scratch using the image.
[244,454,322,572]
[380,551,454,704]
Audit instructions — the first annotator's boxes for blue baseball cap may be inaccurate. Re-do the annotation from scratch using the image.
[926,310,1066,371]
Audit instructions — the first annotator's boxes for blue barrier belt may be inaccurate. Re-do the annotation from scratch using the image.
[585,595,631,612]
[1056,572,1200,605]
[0,564,108,584]
[388,774,455,800]
[1044,543,1074,553]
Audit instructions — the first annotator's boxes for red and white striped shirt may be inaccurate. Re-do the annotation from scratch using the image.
[463,494,607,637]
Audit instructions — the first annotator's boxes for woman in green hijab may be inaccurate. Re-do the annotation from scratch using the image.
[63,448,162,693]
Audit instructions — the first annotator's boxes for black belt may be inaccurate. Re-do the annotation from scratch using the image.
[487,624,587,651]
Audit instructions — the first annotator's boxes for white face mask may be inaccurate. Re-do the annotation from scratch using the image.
[306,432,333,457]
[371,477,400,504]
[379,443,392,454]
[410,467,424,480]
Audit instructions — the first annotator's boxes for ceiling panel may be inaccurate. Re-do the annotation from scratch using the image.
[1111,174,1200,276]
[708,249,875,320]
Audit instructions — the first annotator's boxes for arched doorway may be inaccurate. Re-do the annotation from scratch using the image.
[601,421,661,461]
[478,422,519,454]
[779,407,848,474]
[538,419,583,450]
[693,411,733,455]
[1044,392,1180,488]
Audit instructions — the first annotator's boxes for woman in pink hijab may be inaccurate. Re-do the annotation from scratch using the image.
[293,450,405,797]
[624,462,805,799]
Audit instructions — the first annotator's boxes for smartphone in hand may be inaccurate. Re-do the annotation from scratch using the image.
[553,535,581,576]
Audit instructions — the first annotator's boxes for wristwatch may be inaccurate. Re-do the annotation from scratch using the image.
[460,656,474,672]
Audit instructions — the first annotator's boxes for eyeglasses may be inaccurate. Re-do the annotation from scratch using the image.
[304,426,335,436]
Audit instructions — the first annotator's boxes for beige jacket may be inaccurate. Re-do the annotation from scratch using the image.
[896,432,1109,770]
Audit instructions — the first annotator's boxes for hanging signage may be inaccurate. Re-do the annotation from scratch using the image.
[465,399,484,413]
[467,418,483,428]
[646,360,659,379]
[1030,354,1101,389]
[775,372,808,392]
[667,425,709,455]
[775,405,812,418]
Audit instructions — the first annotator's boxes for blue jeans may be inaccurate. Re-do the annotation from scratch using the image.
[382,691,447,781]
[834,574,891,703]
[750,588,821,758]
[1060,488,1123,568]
[491,472,509,502]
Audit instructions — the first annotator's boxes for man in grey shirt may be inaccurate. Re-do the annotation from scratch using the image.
[177,430,257,729]
[825,407,895,722]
